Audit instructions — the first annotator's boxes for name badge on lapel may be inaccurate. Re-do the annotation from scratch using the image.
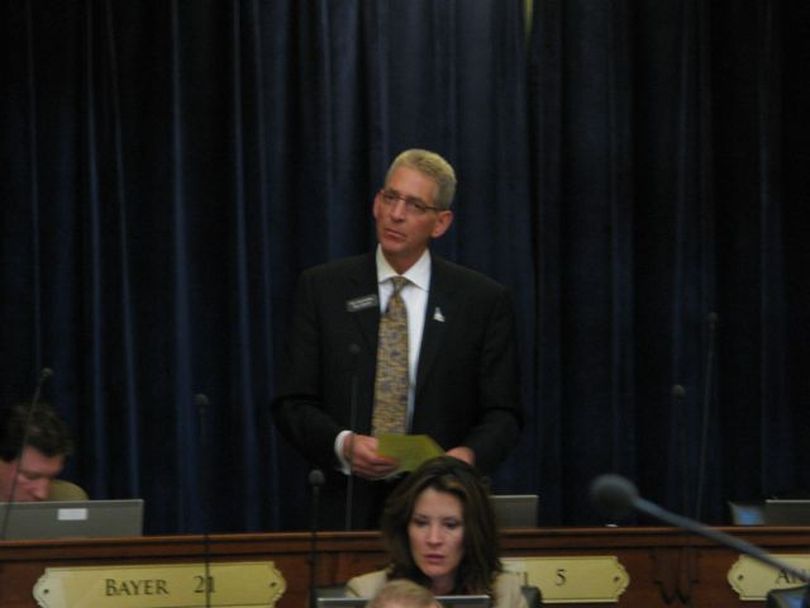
[346,294,379,312]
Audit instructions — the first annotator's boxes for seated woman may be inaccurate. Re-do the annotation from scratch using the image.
[347,455,528,608]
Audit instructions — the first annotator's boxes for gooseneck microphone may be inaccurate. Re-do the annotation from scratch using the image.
[345,343,360,531]
[32,367,54,407]
[1,367,54,540]
[590,474,810,584]
[308,468,325,608]
[194,393,212,608]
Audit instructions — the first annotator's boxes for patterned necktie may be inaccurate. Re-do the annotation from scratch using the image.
[372,276,409,435]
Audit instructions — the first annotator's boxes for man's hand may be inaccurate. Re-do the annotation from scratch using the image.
[344,433,400,480]
[446,446,475,466]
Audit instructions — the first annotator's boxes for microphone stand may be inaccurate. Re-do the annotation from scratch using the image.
[671,384,687,516]
[195,394,212,608]
[308,469,325,608]
[694,312,718,520]
[345,344,360,531]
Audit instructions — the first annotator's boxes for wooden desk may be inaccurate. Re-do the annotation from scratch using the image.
[1,526,809,606]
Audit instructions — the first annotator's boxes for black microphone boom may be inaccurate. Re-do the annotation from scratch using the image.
[590,474,810,584]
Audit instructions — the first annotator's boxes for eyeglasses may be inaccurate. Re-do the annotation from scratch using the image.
[379,189,440,215]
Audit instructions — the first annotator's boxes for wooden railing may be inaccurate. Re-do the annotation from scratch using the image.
[2,526,809,606]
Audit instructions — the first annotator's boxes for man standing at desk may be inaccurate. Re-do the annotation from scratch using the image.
[273,149,523,529]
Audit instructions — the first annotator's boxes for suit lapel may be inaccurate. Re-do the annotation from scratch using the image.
[345,254,380,352]
[416,257,458,396]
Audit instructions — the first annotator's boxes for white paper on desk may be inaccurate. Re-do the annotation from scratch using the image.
[377,434,444,472]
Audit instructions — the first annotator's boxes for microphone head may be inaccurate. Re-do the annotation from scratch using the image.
[590,474,638,519]
[671,384,686,400]
[348,343,361,356]
[194,393,210,408]
[308,469,325,487]
[40,367,54,381]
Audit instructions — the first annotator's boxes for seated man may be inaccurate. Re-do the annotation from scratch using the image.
[0,402,87,502]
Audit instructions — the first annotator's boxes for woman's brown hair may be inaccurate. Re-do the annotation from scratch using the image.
[380,456,502,595]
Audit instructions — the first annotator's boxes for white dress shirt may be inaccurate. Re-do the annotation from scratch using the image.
[334,246,432,471]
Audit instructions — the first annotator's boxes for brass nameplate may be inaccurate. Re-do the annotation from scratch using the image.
[728,554,810,601]
[33,561,286,608]
[503,556,630,603]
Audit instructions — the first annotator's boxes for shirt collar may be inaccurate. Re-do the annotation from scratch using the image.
[375,245,431,292]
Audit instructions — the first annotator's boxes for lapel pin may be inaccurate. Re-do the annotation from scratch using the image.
[433,307,445,322]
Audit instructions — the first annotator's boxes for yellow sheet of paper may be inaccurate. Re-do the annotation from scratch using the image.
[377,434,444,472]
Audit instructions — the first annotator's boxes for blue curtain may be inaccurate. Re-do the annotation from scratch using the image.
[1,0,808,533]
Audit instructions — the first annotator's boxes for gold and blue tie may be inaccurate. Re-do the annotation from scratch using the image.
[372,276,409,435]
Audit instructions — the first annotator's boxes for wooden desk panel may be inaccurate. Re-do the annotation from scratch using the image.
[1,527,808,607]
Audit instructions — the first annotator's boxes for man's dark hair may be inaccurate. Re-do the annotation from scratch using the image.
[0,402,73,462]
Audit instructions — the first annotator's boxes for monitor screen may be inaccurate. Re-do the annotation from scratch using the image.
[0,499,144,540]
[764,499,810,525]
[491,494,539,528]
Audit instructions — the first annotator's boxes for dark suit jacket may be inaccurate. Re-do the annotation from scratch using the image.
[273,251,522,529]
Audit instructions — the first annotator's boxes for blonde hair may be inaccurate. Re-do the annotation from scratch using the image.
[385,149,457,210]
[365,579,440,608]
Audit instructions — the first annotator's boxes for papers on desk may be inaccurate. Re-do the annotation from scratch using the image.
[377,434,444,473]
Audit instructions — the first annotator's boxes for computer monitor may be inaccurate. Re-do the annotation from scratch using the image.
[490,494,539,528]
[764,499,810,525]
[765,585,808,608]
[0,499,144,540]
[317,595,490,608]
[728,500,766,526]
